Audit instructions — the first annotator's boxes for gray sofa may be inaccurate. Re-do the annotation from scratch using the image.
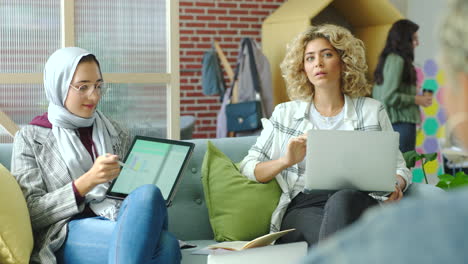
[0,136,444,264]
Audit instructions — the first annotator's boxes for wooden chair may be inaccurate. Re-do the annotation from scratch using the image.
[0,110,19,138]
[214,41,237,137]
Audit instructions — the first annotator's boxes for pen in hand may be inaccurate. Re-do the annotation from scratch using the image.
[105,154,136,172]
[117,160,139,172]
[116,160,126,167]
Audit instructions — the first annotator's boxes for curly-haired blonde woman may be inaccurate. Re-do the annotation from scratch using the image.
[240,24,411,246]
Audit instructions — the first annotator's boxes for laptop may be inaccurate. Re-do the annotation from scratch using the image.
[107,136,194,207]
[304,130,399,193]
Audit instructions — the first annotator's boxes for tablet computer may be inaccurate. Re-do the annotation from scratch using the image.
[107,136,194,207]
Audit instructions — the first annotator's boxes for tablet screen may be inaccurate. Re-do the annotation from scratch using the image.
[107,136,194,205]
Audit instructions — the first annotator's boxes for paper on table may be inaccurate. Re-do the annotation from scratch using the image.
[207,228,295,251]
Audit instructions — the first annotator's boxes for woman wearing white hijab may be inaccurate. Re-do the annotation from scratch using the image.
[11,47,181,264]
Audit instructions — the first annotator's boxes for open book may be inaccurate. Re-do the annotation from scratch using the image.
[207,228,295,251]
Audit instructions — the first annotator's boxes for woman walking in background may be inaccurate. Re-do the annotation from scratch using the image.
[373,19,432,153]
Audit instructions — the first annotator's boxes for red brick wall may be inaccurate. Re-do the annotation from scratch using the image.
[179,0,286,138]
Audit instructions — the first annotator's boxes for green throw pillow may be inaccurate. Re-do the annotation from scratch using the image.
[202,141,282,242]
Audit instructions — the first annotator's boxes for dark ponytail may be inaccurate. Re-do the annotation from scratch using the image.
[374,19,419,85]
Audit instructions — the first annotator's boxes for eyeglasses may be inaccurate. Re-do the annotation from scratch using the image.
[69,82,107,96]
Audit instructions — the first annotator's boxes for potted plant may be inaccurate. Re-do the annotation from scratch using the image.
[403,150,468,190]
[436,171,468,190]
[403,150,437,184]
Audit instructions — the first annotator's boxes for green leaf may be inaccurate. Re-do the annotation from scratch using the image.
[421,152,438,165]
[436,181,449,190]
[437,173,455,184]
[403,150,423,169]
[448,176,468,189]
[454,171,468,178]
[447,171,468,190]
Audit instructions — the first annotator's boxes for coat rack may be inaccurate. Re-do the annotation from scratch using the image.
[213,40,238,137]
[213,41,238,103]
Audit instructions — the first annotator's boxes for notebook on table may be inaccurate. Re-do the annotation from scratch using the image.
[106,136,194,207]
[304,130,399,193]
[207,242,307,264]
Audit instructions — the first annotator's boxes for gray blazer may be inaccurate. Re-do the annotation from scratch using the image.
[11,120,130,264]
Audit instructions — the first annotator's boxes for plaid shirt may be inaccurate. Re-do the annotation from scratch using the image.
[11,118,130,264]
[240,95,411,233]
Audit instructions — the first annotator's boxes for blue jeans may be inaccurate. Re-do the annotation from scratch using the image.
[56,185,181,264]
[392,122,416,153]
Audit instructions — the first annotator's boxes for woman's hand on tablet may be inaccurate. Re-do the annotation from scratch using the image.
[74,154,121,196]
[89,154,121,183]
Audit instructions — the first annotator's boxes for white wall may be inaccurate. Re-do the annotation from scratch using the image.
[385,0,451,182]
[388,0,448,65]
[407,0,447,66]
[389,0,408,16]
[408,0,449,182]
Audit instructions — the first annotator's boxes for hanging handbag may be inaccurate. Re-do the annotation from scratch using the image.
[225,100,262,132]
[225,38,264,132]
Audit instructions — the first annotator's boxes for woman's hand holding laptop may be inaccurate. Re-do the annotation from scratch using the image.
[385,175,406,203]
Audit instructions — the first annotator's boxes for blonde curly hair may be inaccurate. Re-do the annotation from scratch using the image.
[281,24,371,101]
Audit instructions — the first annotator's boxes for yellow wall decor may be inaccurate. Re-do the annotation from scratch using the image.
[262,0,403,105]
[413,61,447,183]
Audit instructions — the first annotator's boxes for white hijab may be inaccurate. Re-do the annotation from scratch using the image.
[44,47,119,218]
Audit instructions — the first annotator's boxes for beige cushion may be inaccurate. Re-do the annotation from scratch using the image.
[0,164,33,264]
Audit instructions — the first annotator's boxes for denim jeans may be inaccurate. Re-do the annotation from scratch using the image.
[277,189,378,247]
[56,185,181,264]
[392,122,416,153]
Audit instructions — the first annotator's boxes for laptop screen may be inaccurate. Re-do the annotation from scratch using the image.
[107,136,194,206]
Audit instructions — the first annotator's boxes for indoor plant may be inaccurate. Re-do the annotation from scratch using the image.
[403,150,437,184]
[403,150,468,190]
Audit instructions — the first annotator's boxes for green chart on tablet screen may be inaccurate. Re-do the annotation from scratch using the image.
[112,140,190,199]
